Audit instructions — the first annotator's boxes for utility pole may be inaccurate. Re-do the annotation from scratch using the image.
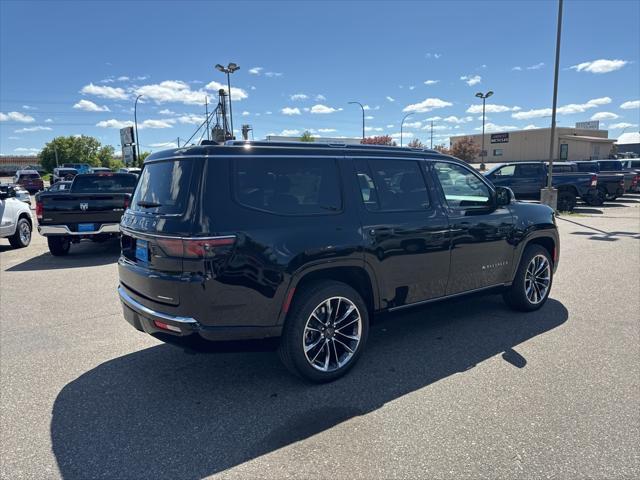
[53,144,59,167]
[177,137,181,148]
[134,94,143,162]
[542,0,563,211]
[205,96,210,141]
[475,90,494,170]
[400,112,413,147]
[348,101,365,139]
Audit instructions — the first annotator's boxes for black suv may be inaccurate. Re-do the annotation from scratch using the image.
[118,141,559,382]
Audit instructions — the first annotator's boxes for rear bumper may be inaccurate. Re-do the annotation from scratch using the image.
[118,285,282,344]
[38,223,120,236]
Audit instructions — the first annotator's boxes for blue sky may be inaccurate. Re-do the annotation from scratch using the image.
[1,0,639,156]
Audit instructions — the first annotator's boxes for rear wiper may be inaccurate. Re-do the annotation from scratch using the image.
[136,201,162,208]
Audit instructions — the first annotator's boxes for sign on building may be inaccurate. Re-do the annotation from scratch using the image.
[122,145,135,166]
[576,121,599,130]
[490,132,509,144]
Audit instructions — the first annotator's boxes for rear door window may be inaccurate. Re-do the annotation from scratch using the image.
[516,164,544,177]
[234,157,341,215]
[433,161,491,208]
[131,160,195,214]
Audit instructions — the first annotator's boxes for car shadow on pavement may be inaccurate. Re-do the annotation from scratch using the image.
[50,295,567,479]
[6,238,120,271]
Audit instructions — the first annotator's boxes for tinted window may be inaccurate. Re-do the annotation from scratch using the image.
[18,173,40,179]
[234,157,341,215]
[598,161,621,171]
[131,160,194,214]
[494,165,515,176]
[631,160,640,168]
[552,165,574,173]
[355,159,429,212]
[517,164,544,177]
[73,174,137,193]
[574,163,599,173]
[434,162,491,208]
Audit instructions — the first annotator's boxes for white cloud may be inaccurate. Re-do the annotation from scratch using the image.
[527,62,545,70]
[523,124,538,130]
[475,123,518,132]
[117,76,130,81]
[403,121,422,129]
[96,119,134,129]
[466,103,520,114]
[409,86,415,90]
[281,107,301,115]
[386,96,395,102]
[22,105,36,110]
[570,59,628,74]
[443,115,473,124]
[81,82,129,100]
[248,67,263,75]
[141,119,173,129]
[44,118,53,123]
[512,97,612,119]
[420,124,448,131]
[281,129,300,136]
[609,122,637,129]
[424,116,442,121]
[158,108,176,115]
[136,75,149,81]
[365,115,374,120]
[14,147,41,153]
[205,80,248,100]
[290,93,308,101]
[365,127,384,132]
[265,72,282,78]
[423,80,439,85]
[590,111,619,121]
[425,53,442,59]
[315,94,326,101]
[176,114,204,125]
[0,111,35,123]
[310,104,339,114]
[617,132,640,143]
[403,98,453,113]
[620,100,640,109]
[512,66,523,71]
[318,128,337,133]
[134,80,202,105]
[241,111,250,116]
[460,75,481,86]
[386,124,395,128]
[149,142,178,148]
[15,125,52,133]
[8,136,21,140]
[391,132,413,139]
[73,99,110,112]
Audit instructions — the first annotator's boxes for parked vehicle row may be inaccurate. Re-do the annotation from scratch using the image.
[0,184,32,249]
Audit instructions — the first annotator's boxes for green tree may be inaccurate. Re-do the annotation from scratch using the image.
[39,135,103,172]
[299,131,315,142]
[96,145,115,168]
[136,151,151,167]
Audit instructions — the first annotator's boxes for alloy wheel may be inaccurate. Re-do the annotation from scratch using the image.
[524,254,551,304]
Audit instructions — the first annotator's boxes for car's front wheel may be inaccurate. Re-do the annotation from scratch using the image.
[8,217,31,248]
[503,244,553,312]
[47,236,71,256]
[278,281,369,383]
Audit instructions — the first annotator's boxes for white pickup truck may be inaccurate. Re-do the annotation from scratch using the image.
[0,184,32,249]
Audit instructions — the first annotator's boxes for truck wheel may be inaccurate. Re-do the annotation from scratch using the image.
[48,236,71,256]
[8,218,31,248]
[278,281,369,383]
[586,187,605,207]
[557,191,576,211]
[503,244,553,312]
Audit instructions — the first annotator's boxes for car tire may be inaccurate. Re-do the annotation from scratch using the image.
[586,187,606,207]
[278,281,369,383]
[503,244,553,312]
[47,236,71,256]
[8,217,31,249]
[557,190,576,212]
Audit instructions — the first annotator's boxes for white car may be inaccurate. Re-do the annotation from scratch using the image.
[0,184,33,248]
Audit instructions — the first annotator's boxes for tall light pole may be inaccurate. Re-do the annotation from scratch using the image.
[215,62,240,139]
[134,94,143,163]
[400,112,414,147]
[348,101,365,139]
[475,90,493,171]
[430,121,434,149]
[542,0,563,210]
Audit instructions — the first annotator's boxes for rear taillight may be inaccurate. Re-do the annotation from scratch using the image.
[590,175,597,187]
[632,175,639,186]
[36,201,43,220]
[153,320,181,333]
[155,236,236,259]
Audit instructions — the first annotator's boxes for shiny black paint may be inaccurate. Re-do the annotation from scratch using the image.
[118,143,559,343]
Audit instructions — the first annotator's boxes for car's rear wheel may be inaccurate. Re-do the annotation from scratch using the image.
[557,190,576,211]
[278,281,369,383]
[8,218,31,248]
[503,244,553,312]
[48,236,71,256]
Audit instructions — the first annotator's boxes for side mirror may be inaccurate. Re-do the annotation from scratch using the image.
[495,186,514,206]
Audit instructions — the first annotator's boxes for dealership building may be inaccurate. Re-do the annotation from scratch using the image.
[450,125,616,163]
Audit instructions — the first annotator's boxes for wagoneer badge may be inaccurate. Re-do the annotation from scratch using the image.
[80,203,89,211]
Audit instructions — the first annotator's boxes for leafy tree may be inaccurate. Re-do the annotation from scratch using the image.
[39,135,103,172]
[136,151,150,167]
[299,131,315,142]
[407,138,424,148]
[450,137,480,162]
[361,135,396,146]
[96,145,115,168]
[434,144,451,155]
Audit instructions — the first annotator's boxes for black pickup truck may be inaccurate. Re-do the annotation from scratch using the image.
[484,161,598,211]
[37,173,137,255]
[572,161,625,203]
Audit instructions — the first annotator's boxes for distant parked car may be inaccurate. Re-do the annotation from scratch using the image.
[0,184,32,248]
[52,167,78,184]
[118,167,142,176]
[62,163,92,174]
[11,185,32,206]
[91,167,112,173]
[14,169,44,193]
[619,159,640,192]
[47,181,73,193]
[571,161,625,203]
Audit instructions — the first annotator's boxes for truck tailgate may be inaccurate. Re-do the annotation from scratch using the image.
[40,193,129,225]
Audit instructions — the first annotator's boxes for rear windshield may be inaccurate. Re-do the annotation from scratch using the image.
[598,161,621,170]
[72,175,137,193]
[18,173,40,179]
[130,160,194,214]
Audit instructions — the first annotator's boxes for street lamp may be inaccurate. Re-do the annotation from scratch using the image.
[215,62,240,138]
[475,90,493,171]
[400,112,414,147]
[134,94,143,164]
[348,101,365,139]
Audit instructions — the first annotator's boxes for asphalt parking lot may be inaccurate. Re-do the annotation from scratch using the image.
[1,196,639,479]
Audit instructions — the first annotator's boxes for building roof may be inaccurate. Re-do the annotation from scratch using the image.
[558,135,615,143]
